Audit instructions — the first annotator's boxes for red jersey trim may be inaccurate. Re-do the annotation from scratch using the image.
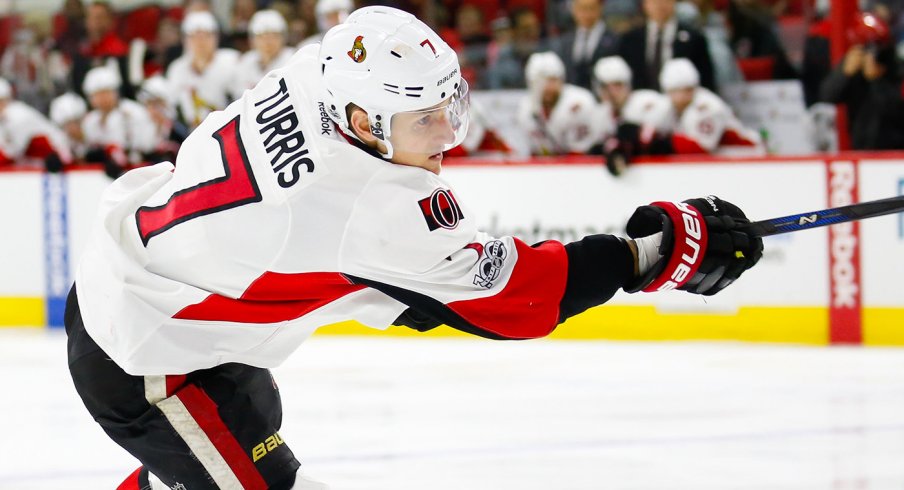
[174,272,366,323]
[446,239,568,339]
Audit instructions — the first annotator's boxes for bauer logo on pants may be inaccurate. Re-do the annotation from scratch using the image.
[419,188,464,231]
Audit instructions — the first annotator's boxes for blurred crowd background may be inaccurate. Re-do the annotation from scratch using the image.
[0,0,902,176]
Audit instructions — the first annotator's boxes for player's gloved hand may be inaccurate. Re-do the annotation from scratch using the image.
[623,196,763,296]
[603,123,642,176]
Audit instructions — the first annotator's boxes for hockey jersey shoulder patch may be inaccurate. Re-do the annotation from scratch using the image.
[418,188,464,231]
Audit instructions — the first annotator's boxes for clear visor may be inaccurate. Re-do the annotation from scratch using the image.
[388,79,470,157]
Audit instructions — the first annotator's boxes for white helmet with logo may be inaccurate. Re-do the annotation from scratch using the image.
[50,93,88,125]
[319,6,469,159]
[594,56,632,85]
[659,58,699,91]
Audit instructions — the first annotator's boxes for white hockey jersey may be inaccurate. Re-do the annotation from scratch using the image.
[0,100,71,163]
[665,87,764,154]
[166,49,241,128]
[76,46,584,376]
[232,47,296,98]
[516,84,602,155]
[82,99,158,163]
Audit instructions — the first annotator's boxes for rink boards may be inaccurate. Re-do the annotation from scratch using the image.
[1,154,902,345]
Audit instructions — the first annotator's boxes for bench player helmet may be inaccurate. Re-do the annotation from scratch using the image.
[524,51,565,99]
[319,6,470,159]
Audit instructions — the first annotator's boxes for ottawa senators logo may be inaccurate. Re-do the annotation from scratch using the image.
[348,35,366,63]
[419,188,464,231]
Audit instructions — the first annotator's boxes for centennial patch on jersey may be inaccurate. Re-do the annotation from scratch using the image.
[254,77,315,188]
[348,36,366,63]
[473,240,507,288]
[419,188,463,231]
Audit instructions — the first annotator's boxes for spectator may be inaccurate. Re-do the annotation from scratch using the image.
[0,77,73,172]
[801,0,831,106]
[226,0,258,51]
[676,0,743,90]
[820,38,904,149]
[515,52,602,155]
[49,92,89,163]
[486,8,548,88]
[81,66,157,177]
[54,0,88,61]
[137,76,188,164]
[726,0,798,80]
[617,0,717,91]
[166,11,240,129]
[70,1,133,100]
[300,0,352,47]
[234,10,295,95]
[452,4,492,88]
[555,0,619,90]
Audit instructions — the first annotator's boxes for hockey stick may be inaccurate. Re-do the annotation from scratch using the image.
[741,195,904,237]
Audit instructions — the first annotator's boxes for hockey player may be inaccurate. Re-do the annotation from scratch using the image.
[0,78,72,171]
[604,58,764,172]
[658,58,764,154]
[166,11,241,129]
[592,56,671,175]
[137,76,189,163]
[233,10,296,96]
[593,56,671,133]
[66,7,763,489]
[49,92,89,163]
[81,66,157,177]
[516,51,602,155]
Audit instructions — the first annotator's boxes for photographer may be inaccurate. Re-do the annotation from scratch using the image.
[820,12,904,150]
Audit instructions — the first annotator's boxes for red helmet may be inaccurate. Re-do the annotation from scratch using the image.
[848,12,891,46]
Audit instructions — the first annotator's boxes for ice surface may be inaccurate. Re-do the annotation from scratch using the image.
[2,330,904,490]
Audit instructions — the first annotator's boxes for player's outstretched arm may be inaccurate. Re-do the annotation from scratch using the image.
[624,195,764,296]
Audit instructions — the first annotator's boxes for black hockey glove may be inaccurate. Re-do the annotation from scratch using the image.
[603,123,644,176]
[623,196,763,296]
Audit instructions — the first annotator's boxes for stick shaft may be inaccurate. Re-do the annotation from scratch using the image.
[742,195,904,237]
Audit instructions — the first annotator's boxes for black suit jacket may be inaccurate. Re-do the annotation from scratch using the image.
[617,21,716,92]
[556,27,619,91]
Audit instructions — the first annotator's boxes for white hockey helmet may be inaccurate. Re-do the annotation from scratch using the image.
[524,51,565,99]
[50,93,88,125]
[83,66,121,95]
[594,56,632,85]
[138,76,174,105]
[250,9,287,36]
[319,6,470,159]
[182,11,219,35]
[0,77,11,100]
[659,58,699,91]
